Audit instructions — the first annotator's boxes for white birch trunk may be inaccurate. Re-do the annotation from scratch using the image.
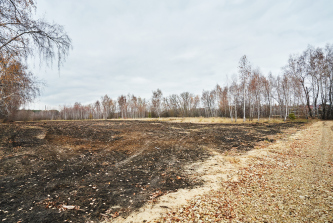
[235,103,237,122]
[258,98,260,122]
[243,87,246,122]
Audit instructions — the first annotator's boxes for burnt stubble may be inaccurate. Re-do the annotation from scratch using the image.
[0,120,303,222]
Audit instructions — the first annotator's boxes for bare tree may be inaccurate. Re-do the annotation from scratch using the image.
[216,84,229,117]
[137,97,147,118]
[179,92,194,117]
[250,67,264,121]
[201,90,216,117]
[308,48,321,117]
[101,94,116,119]
[191,95,200,116]
[285,53,313,118]
[151,89,163,118]
[248,74,256,121]
[0,0,71,120]
[238,55,251,122]
[73,102,82,119]
[42,43,333,121]
[94,100,102,119]
[262,72,274,120]
[281,74,292,121]
[317,44,333,119]
[326,44,333,119]
[165,94,180,117]
[129,95,138,118]
[118,95,127,119]
[229,80,239,122]
[0,0,72,67]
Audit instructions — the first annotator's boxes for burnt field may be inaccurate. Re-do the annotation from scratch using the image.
[0,120,304,222]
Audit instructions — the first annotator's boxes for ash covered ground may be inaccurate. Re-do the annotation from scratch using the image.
[0,120,304,222]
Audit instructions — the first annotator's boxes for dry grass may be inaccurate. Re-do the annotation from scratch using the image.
[156,121,333,222]
[137,117,292,124]
[224,156,241,164]
[134,117,314,124]
[12,117,312,124]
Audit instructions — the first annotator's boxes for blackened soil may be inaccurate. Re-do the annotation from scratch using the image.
[0,120,304,222]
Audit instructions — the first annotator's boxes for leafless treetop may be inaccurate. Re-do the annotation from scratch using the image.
[0,0,72,68]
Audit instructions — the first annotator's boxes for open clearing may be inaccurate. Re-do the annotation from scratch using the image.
[0,120,307,222]
[158,121,333,222]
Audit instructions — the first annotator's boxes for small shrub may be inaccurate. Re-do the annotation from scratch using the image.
[289,113,296,120]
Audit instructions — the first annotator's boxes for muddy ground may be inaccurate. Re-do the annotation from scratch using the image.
[0,120,304,222]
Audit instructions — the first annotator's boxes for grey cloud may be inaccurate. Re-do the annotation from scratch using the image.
[26,0,333,110]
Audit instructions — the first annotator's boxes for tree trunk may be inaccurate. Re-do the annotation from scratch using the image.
[243,87,246,122]
[284,101,288,121]
[257,98,260,122]
[304,86,313,118]
[269,98,271,121]
[235,103,237,122]
[327,72,333,119]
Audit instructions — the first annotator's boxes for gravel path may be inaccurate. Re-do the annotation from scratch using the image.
[154,121,333,222]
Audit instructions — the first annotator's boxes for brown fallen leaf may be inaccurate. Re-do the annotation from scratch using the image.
[111,212,119,218]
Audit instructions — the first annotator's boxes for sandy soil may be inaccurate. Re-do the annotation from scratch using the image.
[155,121,333,222]
[114,148,241,223]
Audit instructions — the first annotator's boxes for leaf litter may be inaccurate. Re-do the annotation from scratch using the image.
[157,121,333,222]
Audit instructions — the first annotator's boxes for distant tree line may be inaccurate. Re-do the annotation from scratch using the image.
[10,43,333,121]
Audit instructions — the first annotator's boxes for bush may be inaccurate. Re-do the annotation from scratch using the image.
[289,112,296,120]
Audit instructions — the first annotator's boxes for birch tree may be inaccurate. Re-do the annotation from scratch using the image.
[137,97,147,118]
[0,0,72,67]
[326,44,333,119]
[216,85,229,117]
[118,95,127,119]
[191,95,201,117]
[281,74,292,121]
[201,90,216,117]
[229,80,239,122]
[179,92,194,117]
[151,89,163,118]
[285,53,313,118]
[0,0,71,119]
[251,68,264,121]
[238,55,251,122]
[263,72,274,120]
[0,57,39,119]
[101,94,116,119]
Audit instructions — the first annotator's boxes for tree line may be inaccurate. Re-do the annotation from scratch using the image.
[1,2,332,121]
[18,43,333,121]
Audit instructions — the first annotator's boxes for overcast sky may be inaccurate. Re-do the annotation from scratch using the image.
[27,0,333,110]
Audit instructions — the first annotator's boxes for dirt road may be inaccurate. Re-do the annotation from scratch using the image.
[156,121,333,222]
